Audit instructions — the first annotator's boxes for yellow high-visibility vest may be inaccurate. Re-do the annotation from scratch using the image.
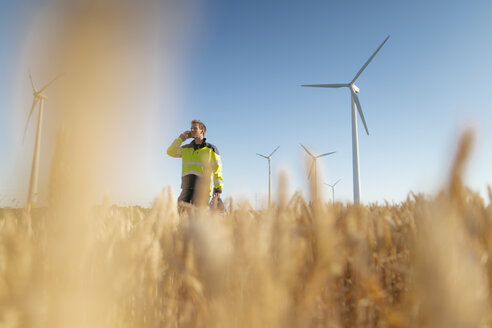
[167,137,223,194]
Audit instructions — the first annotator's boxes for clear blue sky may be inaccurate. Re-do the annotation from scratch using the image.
[1,0,492,206]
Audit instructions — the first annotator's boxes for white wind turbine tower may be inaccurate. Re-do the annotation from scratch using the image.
[24,73,59,207]
[256,145,280,206]
[325,178,341,203]
[302,35,390,204]
[300,144,335,199]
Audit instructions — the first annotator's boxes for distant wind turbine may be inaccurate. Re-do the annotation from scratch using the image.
[300,144,335,199]
[302,35,390,203]
[24,73,60,207]
[325,178,341,203]
[256,145,280,206]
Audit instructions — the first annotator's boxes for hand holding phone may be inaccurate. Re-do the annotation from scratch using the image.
[180,130,192,140]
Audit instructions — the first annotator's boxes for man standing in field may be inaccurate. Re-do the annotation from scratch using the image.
[167,120,223,205]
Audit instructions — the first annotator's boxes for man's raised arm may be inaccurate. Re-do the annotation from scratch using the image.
[166,131,190,158]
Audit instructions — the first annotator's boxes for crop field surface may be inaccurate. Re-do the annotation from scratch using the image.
[1,134,492,328]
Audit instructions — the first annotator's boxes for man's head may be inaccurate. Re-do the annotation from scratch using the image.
[191,119,206,139]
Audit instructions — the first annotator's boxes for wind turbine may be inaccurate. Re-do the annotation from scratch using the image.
[300,144,335,199]
[256,145,280,206]
[302,35,390,203]
[325,178,341,203]
[24,73,59,207]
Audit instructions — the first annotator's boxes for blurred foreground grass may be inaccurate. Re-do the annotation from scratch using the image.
[1,132,491,328]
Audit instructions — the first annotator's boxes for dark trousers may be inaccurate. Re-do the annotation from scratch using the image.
[178,189,197,204]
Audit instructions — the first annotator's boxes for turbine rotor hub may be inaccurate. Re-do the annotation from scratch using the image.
[34,92,47,100]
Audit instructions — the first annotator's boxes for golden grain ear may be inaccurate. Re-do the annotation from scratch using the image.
[488,185,492,204]
[276,170,288,209]
[195,163,212,208]
[448,129,474,203]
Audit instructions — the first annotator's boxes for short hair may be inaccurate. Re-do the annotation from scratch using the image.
[191,120,206,135]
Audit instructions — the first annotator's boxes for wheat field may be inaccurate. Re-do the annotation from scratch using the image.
[1,132,491,328]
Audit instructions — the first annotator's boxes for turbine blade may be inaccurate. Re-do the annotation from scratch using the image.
[268,145,280,157]
[29,71,37,92]
[256,153,268,159]
[38,74,62,93]
[351,35,390,84]
[317,151,336,158]
[333,178,341,187]
[301,84,348,88]
[300,144,314,158]
[23,98,39,142]
[351,91,369,135]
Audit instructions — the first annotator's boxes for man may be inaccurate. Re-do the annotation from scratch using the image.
[167,120,223,205]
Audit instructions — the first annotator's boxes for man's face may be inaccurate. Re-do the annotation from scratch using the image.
[190,123,204,139]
